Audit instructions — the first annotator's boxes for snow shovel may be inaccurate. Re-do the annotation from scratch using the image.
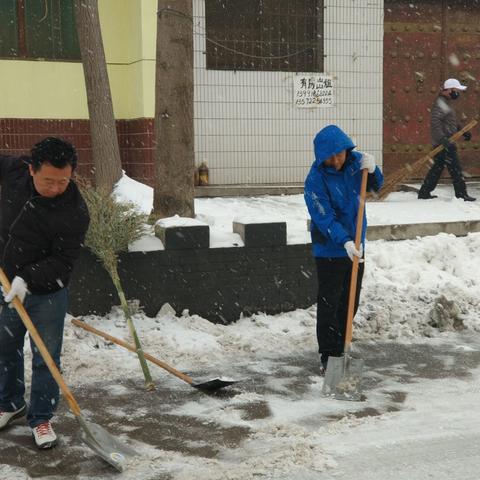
[0,269,138,472]
[71,318,239,392]
[322,168,368,402]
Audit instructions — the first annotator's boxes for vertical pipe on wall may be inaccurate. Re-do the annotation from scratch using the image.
[440,0,447,81]
[316,0,324,72]
[17,0,27,57]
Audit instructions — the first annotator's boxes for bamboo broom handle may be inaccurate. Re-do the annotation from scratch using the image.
[344,168,368,352]
[0,269,82,417]
[71,319,194,385]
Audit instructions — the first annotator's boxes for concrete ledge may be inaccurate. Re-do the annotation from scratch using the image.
[307,218,480,241]
[155,224,210,250]
[195,184,303,197]
[194,180,480,198]
[233,221,287,247]
[367,220,480,241]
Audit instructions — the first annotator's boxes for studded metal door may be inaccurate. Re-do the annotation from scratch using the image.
[384,0,480,178]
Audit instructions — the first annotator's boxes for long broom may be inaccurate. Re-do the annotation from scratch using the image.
[378,119,477,200]
[80,186,155,391]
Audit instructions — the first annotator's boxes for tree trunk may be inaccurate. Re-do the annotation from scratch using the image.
[74,0,122,192]
[153,0,195,218]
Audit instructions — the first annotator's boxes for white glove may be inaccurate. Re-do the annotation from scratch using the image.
[344,241,364,262]
[3,276,29,304]
[360,153,376,173]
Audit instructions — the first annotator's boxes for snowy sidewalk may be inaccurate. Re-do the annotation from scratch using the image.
[118,178,480,251]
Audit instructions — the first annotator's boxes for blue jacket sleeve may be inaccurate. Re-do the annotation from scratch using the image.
[304,173,351,247]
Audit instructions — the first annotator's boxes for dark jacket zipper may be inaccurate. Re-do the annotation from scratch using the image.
[2,195,40,267]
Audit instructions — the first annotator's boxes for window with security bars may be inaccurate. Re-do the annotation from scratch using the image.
[205,0,324,72]
[0,0,80,60]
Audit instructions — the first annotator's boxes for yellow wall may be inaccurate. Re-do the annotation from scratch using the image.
[0,0,157,120]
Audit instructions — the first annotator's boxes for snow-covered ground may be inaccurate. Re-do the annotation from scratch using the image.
[2,178,480,479]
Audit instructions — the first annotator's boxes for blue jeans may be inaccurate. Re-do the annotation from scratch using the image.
[0,288,68,428]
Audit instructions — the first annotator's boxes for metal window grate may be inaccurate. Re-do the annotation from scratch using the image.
[205,0,324,72]
[0,0,80,60]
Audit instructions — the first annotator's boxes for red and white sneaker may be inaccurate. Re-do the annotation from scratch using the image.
[32,421,58,449]
[0,404,26,430]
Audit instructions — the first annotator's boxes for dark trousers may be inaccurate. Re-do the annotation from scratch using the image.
[0,288,68,428]
[315,257,364,359]
[419,148,467,197]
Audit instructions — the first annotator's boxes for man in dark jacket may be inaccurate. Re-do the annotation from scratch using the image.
[0,137,90,449]
[304,125,383,375]
[418,78,475,201]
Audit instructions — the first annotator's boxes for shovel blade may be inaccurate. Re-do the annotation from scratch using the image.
[192,378,240,392]
[322,355,363,401]
[77,416,138,472]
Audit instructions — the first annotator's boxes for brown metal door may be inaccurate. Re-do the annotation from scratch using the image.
[384,0,480,178]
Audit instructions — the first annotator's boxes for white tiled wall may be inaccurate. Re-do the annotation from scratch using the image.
[193,0,384,185]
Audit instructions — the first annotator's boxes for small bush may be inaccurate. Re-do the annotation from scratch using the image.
[81,186,147,271]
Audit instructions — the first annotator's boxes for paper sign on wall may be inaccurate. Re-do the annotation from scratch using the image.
[294,74,334,108]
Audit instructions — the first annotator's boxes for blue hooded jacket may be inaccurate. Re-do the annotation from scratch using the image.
[304,125,383,258]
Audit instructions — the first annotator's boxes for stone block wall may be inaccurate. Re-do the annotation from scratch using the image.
[68,243,317,324]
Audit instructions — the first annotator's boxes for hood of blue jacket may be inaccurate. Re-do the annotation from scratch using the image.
[313,125,356,168]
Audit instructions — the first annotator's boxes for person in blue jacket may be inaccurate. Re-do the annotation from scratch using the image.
[304,125,383,375]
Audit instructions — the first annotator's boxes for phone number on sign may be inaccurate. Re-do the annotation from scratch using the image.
[295,96,334,106]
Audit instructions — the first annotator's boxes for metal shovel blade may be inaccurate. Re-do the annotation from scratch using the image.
[77,416,138,472]
[192,377,240,392]
[322,355,364,401]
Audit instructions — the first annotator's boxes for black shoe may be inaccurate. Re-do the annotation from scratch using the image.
[456,194,476,202]
[319,354,329,376]
[418,193,438,200]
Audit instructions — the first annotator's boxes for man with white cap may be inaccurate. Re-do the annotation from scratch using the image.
[418,78,476,201]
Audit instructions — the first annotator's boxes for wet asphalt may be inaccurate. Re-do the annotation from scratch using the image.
[2,336,480,479]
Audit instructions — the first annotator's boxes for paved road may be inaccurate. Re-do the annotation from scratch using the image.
[2,337,480,479]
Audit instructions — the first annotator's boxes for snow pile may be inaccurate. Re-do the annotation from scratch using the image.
[113,173,153,215]
[358,232,480,339]
[63,307,318,387]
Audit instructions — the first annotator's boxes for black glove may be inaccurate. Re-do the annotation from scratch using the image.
[440,137,454,152]
[463,131,472,141]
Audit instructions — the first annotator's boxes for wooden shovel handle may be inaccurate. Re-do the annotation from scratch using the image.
[344,168,368,352]
[71,319,194,385]
[0,269,81,417]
